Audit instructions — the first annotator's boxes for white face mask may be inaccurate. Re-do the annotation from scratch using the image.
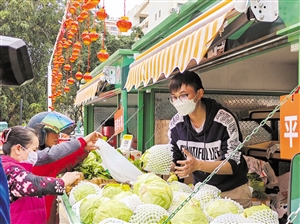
[26,151,38,165]
[172,96,197,116]
[19,149,38,165]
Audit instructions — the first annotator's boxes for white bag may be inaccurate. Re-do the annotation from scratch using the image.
[95,139,143,184]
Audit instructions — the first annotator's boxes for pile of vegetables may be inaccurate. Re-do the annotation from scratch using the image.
[66,147,279,224]
[74,150,111,180]
[67,172,279,224]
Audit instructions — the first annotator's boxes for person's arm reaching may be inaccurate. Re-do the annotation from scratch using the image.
[6,165,80,200]
[35,131,102,166]
[36,139,81,165]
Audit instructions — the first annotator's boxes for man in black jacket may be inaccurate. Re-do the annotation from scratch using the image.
[168,70,251,208]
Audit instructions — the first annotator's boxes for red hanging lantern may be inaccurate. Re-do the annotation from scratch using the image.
[97,49,109,62]
[64,64,72,71]
[70,26,78,35]
[57,90,62,96]
[96,7,107,20]
[77,15,84,23]
[116,16,132,32]
[89,30,99,42]
[69,6,77,14]
[73,1,81,8]
[70,56,77,63]
[73,41,82,50]
[67,77,75,85]
[67,30,75,39]
[80,10,89,19]
[81,30,89,38]
[64,85,70,92]
[82,35,92,46]
[75,71,83,80]
[83,72,92,82]
[64,18,73,29]
[57,72,63,80]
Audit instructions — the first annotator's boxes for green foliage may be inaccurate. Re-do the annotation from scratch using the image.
[0,0,64,125]
[74,150,111,180]
[0,0,143,127]
[247,173,268,199]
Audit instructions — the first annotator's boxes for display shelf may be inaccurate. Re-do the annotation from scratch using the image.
[242,141,281,160]
[59,194,81,224]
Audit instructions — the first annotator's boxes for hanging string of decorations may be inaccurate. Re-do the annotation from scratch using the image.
[49,0,132,108]
[116,0,132,32]
[97,0,109,63]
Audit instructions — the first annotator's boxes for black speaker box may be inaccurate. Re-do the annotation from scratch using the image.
[0,35,34,86]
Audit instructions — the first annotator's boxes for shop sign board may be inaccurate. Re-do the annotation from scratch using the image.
[114,107,124,135]
[280,93,300,160]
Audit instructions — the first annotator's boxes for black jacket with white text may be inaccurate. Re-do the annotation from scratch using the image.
[168,98,248,192]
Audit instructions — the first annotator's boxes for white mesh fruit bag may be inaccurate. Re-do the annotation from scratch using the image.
[192,182,221,208]
[211,213,255,224]
[204,198,244,222]
[68,181,101,206]
[246,209,279,224]
[168,191,200,214]
[168,181,193,194]
[99,218,129,224]
[119,194,144,212]
[129,204,170,224]
[140,144,173,175]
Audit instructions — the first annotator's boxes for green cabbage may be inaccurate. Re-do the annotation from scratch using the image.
[168,192,200,213]
[102,183,132,199]
[112,191,133,201]
[140,150,150,170]
[243,204,270,218]
[92,199,133,223]
[72,183,98,202]
[172,204,208,224]
[134,173,173,210]
[168,181,193,194]
[205,199,240,219]
[79,195,108,224]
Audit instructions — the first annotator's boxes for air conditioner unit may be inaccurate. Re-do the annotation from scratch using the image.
[170,8,176,13]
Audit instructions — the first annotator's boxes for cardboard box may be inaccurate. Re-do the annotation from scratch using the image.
[243,141,280,159]
[130,150,141,161]
[251,197,271,207]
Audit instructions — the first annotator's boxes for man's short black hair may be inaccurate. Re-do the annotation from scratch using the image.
[169,70,204,93]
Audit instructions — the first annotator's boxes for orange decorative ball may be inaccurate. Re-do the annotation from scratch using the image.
[116,16,132,32]
[96,8,107,20]
[82,35,91,46]
[67,77,75,85]
[83,72,92,82]
[64,86,70,92]
[89,30,99,42]
[97,49,109,62]
[64,64,72,71]
[75,71,83,80]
